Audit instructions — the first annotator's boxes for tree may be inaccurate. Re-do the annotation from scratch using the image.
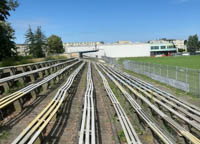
[24,26,46,58]
[184,40,187,45]
[33,26,46,57]
[47,35,64,55]
[100,41,104,44]
[8,0,19,10]
[187,34,200,53]
[0,0,18,60]
[25,25,34,55]
[0,0,18,21]
[0,0,10,21]
[0,21,17,60]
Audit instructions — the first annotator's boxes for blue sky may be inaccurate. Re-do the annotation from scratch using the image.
[8,0,200,43]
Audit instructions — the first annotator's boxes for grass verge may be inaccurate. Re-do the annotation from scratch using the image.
[119,55,200,69]
[0,55,68,67]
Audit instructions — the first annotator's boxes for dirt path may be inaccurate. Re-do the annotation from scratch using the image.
[92,64,116,144]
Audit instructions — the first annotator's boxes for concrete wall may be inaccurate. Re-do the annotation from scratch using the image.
[65,43,151,58]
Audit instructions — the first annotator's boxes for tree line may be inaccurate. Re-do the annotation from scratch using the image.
[0,0,64,61]
[186,34,200,53]
[25,26,64,58]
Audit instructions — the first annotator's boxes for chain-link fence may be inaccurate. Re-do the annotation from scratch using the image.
[102,56,119,68]
[102,56,200,97]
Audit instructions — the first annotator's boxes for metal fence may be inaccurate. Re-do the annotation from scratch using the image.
[102,56,200,97]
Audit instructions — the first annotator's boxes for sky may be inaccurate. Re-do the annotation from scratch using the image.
[8,0,200,44]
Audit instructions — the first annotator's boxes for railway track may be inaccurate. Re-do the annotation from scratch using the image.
[0,60,81,113]
[79,62,96,144]
[99,63,200,144]
[95,63,142,144]
[12,62,85,144]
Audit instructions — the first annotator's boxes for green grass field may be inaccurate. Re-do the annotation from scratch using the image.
[119,55,200,96]
[119,55,200,69]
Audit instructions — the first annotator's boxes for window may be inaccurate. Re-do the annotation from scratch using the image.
[161,46,166,49]
[151,46,159,50]
[167,45,174,49]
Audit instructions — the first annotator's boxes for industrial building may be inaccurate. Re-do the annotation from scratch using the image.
[64,42,178,58]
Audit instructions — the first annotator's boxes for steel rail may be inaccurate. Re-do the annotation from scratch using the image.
[12,62,85,144]
[100,64,200,144]
[0,60,81,110]
[95,64,142,144]
[79,62,95,144]
[0,59,77,84]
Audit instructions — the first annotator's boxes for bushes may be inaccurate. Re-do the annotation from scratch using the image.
[0,55,68,67]
[45,55,68,61]
[1,56,34,67]
[1,59,16,67]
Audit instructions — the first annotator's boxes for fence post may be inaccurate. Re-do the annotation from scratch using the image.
[143,62,144,74]
[167,65,168,78]
[199,72,200,97]
[160,64,161,76]
[186,68,188,83]
[130,61,132,71]
[148,63,150,73]
[176,66,178,80]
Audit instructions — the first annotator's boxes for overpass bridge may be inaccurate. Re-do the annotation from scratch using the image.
[65,45,100,58]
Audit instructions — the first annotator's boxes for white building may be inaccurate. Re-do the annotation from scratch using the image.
[172,40,187,52]
[65,43,150,58]
[149,39,187,52]
[64,42,178,58]
[16,44,29,56]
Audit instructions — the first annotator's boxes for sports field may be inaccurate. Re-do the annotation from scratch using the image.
[120,55,200,69]
[119,55,200,96]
